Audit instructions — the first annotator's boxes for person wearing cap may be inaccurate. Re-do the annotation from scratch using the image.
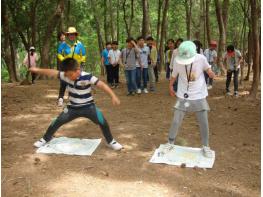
[203,40,218,90]
[166,41,215,158]
[57,27,86,106]
[23,46,38,84]
[223,44,242,97]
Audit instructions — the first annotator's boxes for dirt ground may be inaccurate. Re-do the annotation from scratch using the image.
[1,73,261,197]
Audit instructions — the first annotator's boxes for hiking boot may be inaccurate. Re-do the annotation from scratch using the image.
[34,138,47,148]
[108,139,123,150]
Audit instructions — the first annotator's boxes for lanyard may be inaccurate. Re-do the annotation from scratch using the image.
[185,63,193,92]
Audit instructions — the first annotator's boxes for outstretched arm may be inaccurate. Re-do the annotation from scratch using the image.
[96,80,120,105]
[206,68,215,79]
[29,67,59,78]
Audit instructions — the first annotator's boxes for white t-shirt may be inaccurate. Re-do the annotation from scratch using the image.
[169,49,179,69]
[172,54,211,100]
[138,46,150,68]
[108,49,121,65]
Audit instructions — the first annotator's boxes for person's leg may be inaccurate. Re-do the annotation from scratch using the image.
[81,105,113,143]
[43,108,79,142]
[226,70,233,93]
[115,64,120,85]
[31,73,37,84]
[136,67,141,90]
[154,65,159,82]
[195,110,209,147]
[142,68,148,89]
[233,69,240,93]
[105,65,110,84]
[148,65,156,90]
[124,70,131,93]
[58,80,67,99]
[166,63,170,79]
[168,109,186,144]
[109,64,114,86]
[131,69,137,92]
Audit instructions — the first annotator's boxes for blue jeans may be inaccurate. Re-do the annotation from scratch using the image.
[141,68,148,89]
[136,67,142,89]
[125,69,137,93]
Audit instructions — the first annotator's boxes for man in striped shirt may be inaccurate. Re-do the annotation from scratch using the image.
[30,58,122,150]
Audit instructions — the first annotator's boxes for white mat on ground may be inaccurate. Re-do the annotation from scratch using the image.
[149,144,215,168]
[36,137,101,156]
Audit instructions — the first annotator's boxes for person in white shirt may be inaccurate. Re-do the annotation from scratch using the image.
[167,41,215,158]
[203,41,218,90]
[136,36,150,94]
[108,41,121,88]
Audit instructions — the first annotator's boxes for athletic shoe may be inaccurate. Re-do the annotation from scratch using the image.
[108,139,123,150]
[137,89,142,94]
[202,146,213,158]
[58,98,63,107]
[234,91,239,97]
[34,138,47,148]
[226,91,231,96]
[143,88,149,93]
[207,85,212,90]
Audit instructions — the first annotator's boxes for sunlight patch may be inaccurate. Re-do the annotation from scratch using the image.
[150,144,215,168]
[36,137,101,156]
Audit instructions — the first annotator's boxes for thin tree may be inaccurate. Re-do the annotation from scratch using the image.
[205,0,211,46]
[156,0,162,46]
[142,0,151,38]
[184,0,192,40]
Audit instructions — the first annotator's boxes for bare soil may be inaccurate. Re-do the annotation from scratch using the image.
[2,73,260,197]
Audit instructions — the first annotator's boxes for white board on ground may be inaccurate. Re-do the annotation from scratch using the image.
[36,137,101,156]
[149,144,215,168]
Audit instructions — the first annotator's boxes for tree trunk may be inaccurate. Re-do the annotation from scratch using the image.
[41,0,64,68]
[129,0,134,36]
[245,30,253,81]
[123,0,134,37]
[214,0,226,75]
[142,0,150,38]
[117,0,120,41]
[104,0,110,42]
[109,0,116,41]
[159,0,169,71]
[1,0,18,82]
[249,0,260,98]
[185,0,192,40]
[90,0,105,76]
[31,0,38,47]
[156,0,162,47]
[205,0,211,46]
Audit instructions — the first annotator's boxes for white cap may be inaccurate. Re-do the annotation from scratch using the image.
[29,46,35,50]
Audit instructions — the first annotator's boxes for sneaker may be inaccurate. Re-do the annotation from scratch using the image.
[58,98,63,107]
[143,88,149,93]
[137,89,142,94]
[108,139,123,150]
[226,91,231,96]
[34,138,47,148]
[127,92,132,96]
[207,85,212,90]
[234,91,239,97]
[202,146,213,158]
[131,92,136,96]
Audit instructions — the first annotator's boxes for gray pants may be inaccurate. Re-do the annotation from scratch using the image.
[168,109,209,146]
[148,64,156,90]
[43,104,113,143]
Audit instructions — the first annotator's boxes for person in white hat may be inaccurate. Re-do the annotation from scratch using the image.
[57,27,86,107]
[166,40,215,158]
[23,46,38,84]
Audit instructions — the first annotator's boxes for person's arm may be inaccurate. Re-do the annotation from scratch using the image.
[96,80,120,105]
[206,68,215,79]
[29,67,59,78]
[151,47,158,66]
[57,43,65,62]
[80,43,86,63]
[169,76,177,97]
[131,40,140,53]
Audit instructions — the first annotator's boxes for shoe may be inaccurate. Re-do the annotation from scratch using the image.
[207,85,212,90]
[127,92,132,96]
[202,146,213,158]
[143,88,149,93]
[226,91,231,96]
[131,92,135,96]
[137,89,142,94]
[108,139,123,150]
[115,84,119,88]
[158,143,174,157]
[58,98,63,107]
[34,138,47,148]
[234,91,239,97]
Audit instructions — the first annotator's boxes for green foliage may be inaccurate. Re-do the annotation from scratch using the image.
[1,61,9,82]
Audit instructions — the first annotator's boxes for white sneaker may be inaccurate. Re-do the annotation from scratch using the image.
[143,88,149,93]
[202,146,213,158]
[108,139,123,150]
[207,85,212,90]
[226,91,231,96]
[137,89,142,94]
[34,138,47,148]
[58,98,63,107]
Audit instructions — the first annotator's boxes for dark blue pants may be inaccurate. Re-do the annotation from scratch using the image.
[43,104,113,143]
[125,69,137,93]
[226,69,239,92]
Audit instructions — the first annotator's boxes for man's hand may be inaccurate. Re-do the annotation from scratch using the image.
[169,85,176,97]
[29,67,38,73]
